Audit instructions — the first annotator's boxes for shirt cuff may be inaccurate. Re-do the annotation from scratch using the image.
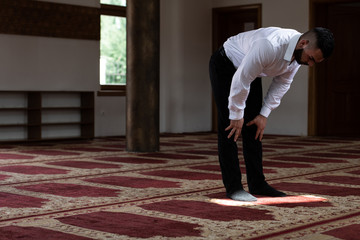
[229,110,244,120]
[260,106,271,118]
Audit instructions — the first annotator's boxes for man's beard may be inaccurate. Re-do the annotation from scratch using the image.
[294,48,308,65]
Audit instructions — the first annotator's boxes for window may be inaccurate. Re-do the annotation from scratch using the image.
[100,0,127,90]
[101,0,126,6]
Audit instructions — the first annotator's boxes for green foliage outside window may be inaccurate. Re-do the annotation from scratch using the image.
[101,0,126,6]
[100,0,126,85]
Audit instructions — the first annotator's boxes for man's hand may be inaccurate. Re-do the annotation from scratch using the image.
[246,115,267,141]
[225,119,244,142]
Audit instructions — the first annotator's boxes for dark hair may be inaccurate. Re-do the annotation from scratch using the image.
[313,27,335,58]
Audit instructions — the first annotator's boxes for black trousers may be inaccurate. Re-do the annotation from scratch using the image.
[209,46,265,195]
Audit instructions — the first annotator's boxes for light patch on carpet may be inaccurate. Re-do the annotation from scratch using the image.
[209,195,328,207]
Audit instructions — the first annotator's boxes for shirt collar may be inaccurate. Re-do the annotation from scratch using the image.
[284,34,301,62]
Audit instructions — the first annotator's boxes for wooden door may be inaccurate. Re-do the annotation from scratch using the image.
[313,2,360,136]
[211,4,261,131]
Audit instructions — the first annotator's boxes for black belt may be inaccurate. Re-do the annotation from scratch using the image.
[219,46,227,57]
[219,46,232,64]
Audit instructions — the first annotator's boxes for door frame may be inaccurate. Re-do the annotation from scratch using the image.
[211,4,262,132]
[308,0,359,135]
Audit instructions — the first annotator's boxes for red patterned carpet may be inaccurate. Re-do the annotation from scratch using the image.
[0,133,359,239]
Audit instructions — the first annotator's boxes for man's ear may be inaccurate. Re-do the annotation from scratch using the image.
[297,39,309,49]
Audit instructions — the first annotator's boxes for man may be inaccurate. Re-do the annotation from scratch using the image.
[209,27,335,201]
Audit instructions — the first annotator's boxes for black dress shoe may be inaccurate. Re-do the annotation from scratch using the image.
[250,183,287,197]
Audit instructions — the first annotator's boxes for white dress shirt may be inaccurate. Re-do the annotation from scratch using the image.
[223,27,302,120]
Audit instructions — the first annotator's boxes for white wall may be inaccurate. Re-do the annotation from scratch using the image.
[160,0,212,133]
[212,0,309,135]
[0,34,99,91]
